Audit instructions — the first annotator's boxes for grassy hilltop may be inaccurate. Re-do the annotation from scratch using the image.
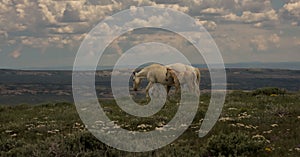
[1,89,300,157]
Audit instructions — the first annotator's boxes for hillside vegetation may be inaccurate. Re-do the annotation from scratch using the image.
[1,89,300,156]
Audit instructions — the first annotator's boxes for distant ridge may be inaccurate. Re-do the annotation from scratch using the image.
[194,62,300,70]
[3,62,300,71]
[225,62,300,70]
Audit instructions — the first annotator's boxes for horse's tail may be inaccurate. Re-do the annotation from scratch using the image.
[191,70,200,95]
[194,68,200,85]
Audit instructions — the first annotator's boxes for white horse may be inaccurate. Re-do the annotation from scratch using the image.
[132,64,179,98]
[166,63,200,95]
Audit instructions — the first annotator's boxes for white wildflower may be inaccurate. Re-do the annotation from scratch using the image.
[137,124,152,129]
[219,117,234,122]
[271,124,278,127]
[263,130,272,134]
[236,123,245,127]
[11,133,17,137]
[5,130,13,133]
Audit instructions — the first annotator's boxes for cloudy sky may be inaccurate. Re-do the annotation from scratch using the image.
[0,0,299,69]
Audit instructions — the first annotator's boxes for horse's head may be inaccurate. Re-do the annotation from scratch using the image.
[132,71,141,91]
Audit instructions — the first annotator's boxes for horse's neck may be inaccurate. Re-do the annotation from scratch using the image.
[136,69,148,78]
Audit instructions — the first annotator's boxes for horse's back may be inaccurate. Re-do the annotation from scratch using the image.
[167,63,195,72]
[167,63,200,85]
[144,64,169,83]
[145,64,164,70]
[166,63,188,72]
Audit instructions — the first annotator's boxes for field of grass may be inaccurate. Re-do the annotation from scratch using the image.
[1,89,300,156]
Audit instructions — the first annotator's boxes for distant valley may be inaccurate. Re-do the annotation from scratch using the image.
[0,68,300,105]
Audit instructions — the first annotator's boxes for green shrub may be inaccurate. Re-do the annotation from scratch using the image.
[206,132,266,157]
[78,132,108,151]
[230,90,248,97]
[0,137,25,152]
[251,87,286,96]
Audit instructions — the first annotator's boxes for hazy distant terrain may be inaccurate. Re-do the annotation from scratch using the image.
[0,68,300,105]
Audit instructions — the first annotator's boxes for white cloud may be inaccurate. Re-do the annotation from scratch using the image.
[239,0,273,13]
[124,11,173,28]
[253,22,263,28]
[269,33,280,44]
[283,1,300,15]
[242,9,278,23]
[201,7,226,15]
[49,22,90,34]
[0,30,8,41]
[0,0,280,45]
[250,33,281,52]
[294,38,300,46]
[0,0,299,67]
[9,47,22,59]
[280,1,300,25]
[222,13,240,21]
[182,0,274,18]
[52,25,74,34]
[0,0,123,53]
[196,20,217,31]
[152,3,189,12]
[7,39,16,45]
[250,35,268,51]
[222,9,279,27]
[291,21,298,26]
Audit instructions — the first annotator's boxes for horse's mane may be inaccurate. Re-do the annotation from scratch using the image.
[133,63,164,74]
[133,68,142,74]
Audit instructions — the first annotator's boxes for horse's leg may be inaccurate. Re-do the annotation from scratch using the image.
[165,85,172,101]
[166,86,172,94]
[145,82,153,98]
[174,73,181,94]
[174,80,180,95]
